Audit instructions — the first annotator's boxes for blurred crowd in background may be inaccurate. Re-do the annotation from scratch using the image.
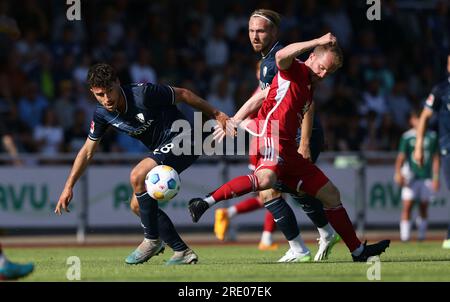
[0,0,449,158]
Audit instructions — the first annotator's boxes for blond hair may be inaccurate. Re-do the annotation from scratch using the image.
[314,44,344,71]
[250,9,281,29]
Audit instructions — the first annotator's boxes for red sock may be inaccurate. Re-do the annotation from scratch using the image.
[325,204,361,252]
[263,211,276,232]
[235,197,262,213]
[211,175,258,202]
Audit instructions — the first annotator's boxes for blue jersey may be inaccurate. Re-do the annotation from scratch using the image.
[259,42,284,90]
[88,83,185,151]
[259,41,324,159]
[425,77,450,153]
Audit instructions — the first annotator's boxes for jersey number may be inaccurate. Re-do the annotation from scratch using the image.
[153,143,174,154]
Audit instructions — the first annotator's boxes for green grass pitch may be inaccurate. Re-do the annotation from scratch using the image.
[6,241,450,281]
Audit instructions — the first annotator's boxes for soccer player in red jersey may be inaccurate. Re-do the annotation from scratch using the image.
[215,10,339,260]
[190,33,390,262]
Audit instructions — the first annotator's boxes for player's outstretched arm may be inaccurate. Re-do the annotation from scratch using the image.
[233,88,269,124]
[172,87,230,133]
[413,107,433,167]
[275,32,337,70]
[55,138,99,215]
[298,101,314,161]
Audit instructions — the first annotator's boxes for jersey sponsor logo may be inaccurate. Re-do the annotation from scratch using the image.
[129,119,154,136]
[136,113,145,123]
[263,66,268,77]
[425,94,434,106]
[112,122,123,128]
[259,80,270,90]
[90,121,95,134]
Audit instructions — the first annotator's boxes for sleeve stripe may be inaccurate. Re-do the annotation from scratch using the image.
[168,85,175,105]
[88,135,100,141]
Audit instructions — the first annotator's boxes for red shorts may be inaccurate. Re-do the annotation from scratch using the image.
[252,136,329,196]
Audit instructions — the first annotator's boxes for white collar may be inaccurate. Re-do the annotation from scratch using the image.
[262,41,280,59]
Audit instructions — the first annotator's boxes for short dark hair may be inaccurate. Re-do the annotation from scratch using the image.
[87,63,118,89]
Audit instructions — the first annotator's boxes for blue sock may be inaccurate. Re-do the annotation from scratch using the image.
[264,197,299,241]
[157,209,188,252]
[292,194,328,228]
[136,192,159,239]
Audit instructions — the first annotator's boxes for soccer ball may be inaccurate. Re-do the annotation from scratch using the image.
[145,165,181,202]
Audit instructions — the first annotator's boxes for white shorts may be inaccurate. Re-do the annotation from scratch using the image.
[401,179,435,202]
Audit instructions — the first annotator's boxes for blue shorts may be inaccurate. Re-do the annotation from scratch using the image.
[147,130,201,174]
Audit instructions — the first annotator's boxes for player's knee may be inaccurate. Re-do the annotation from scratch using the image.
[259,189,281,203]
[316,181,341,208]
[129,167,147,192]
[255,171,276,190]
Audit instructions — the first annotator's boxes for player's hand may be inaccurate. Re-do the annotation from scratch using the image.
[432,179,440,192]
[316,33,337,46]
[394,173,404,186]
[55,187,73,215]
[413,148,424,167]
[298,143,311,162]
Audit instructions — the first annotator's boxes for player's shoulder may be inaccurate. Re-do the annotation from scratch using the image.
[431,78,450,94]
[273,42,284,53]
[402,128,416,139]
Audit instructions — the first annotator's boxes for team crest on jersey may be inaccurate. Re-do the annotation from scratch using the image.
[90,121,95,134]
[425,94,434,107]
[263,66,267,77]
[135,113,145,123]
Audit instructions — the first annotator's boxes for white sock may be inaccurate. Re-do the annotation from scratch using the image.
[318,223,335,240]
[228,206,237,218]
[416,217,427,241]
[204,196,215,207]
[351,244,364,256]
[288,234,310,254]
[260,231,273,246]
[400,220,411,241]
[0,253,6,268]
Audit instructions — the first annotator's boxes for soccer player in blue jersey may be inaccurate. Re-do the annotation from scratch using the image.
[414,53,450,249]
[54,63,230,265]
[213,9,340,262]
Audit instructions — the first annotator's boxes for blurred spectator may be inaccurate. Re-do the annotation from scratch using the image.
[33,108,64,155]
[205,23,229,69]
[54,80,76,131]
[224,3,247,40]
[206,76,235,116]
[386,81,412,131]
[63,109,89,153]
[359,79,388,128]
[322,0,353,50]
[130,48,157,84]
[18,82,49,129]
[51,25,82,63]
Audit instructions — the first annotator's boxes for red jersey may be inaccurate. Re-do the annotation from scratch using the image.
[254,59,313,148]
